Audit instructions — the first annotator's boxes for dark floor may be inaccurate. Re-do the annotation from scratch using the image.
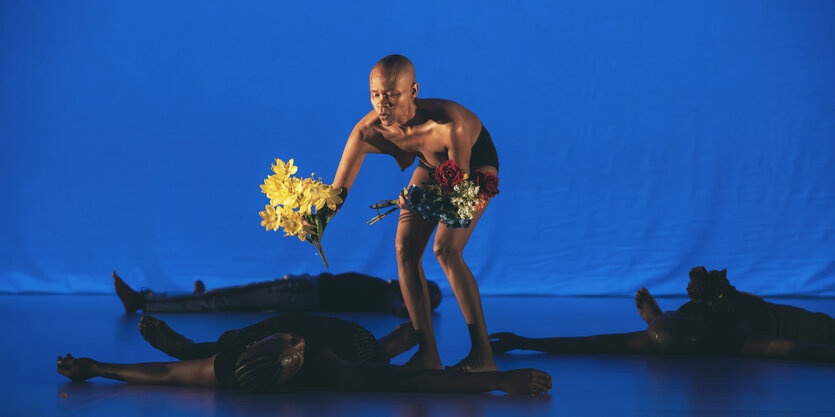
[3,293,834,417]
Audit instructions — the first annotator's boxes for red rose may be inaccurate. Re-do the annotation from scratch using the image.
[474,170,500,198]
[434,160,466,191]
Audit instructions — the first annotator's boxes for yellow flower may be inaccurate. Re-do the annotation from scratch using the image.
[308,184,343,211]
[259,205,280,231]
[271,158,299,179]
[277,206,312,241]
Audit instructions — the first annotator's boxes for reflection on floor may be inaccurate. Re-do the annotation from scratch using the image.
[3,294,834,417]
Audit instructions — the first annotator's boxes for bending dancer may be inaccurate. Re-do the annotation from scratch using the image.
[56,313,551,395]
[113,271,441,316]
[490,267,835,363]
[323,55,500,371]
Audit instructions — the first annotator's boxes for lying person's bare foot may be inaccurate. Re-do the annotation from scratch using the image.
[498,369,552,395]
[113,271,146,313]
[635,288,663,324]
[57,354,97,382]
[402,349,443,370]
[138,315,195,358]
[446,351,497,373]
[378,322,418,358]
[193,280,205,295]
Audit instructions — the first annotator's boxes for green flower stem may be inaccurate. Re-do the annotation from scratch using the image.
[367,206,398,225]
[313,212,329,268]
[367,199,399,225]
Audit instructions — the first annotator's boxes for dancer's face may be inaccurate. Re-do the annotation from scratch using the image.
[369,67,417,126]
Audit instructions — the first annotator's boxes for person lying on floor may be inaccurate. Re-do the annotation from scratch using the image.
[57,312,551,395]
[114,271,441,316]
[489,267,835,363]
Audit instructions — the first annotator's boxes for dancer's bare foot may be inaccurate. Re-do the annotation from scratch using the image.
[57,354,97,382]
[193,280,205,295]
[402,349,443,370]
[378,322,418,358]
[138,315,194,358]
[635,288,663,324]
[498,369,552,395]
[446,351,497,373]
[113,271,146,313]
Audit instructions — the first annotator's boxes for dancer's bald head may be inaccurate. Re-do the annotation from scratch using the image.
[370,54,416,83]
[369,55,419,126]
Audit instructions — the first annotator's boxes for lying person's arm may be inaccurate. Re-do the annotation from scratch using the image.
[57,354,219,387]
[308,349,551,395]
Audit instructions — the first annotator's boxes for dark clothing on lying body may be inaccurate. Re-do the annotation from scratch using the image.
[212,313,389,390]
[144,273,400,313]
[417,124,500,172]
[170,313,389,390]
[676,294,835,354]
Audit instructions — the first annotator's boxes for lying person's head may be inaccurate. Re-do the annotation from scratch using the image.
[687,266,738,312]
[647,312,707,356]
[389,279,442,311]
[234,333,305,392]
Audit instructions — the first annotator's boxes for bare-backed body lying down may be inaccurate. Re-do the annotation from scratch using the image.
[57,313,551,395]
[490,267,835,363]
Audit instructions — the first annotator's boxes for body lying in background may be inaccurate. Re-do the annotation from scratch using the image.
[490,267,835,364]
[114,271,441,316]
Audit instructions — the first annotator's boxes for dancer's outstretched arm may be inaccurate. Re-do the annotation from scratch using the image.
[490,331,654,355]
[310,349,551,395]
[57,354,219,388]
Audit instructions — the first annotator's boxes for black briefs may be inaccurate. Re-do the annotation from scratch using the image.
[418,125,499,172]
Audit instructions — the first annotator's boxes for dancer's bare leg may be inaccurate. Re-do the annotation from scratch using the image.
[435,196,496,372]
[635,288,663,324]
[57,354,219,387]
[397,167,443,370]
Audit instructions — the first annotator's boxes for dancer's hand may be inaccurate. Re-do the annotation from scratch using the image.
[498,369,552,395]
[396,190,408,209]
[489,332,527,353]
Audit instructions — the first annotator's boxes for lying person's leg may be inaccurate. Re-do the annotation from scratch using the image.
[138,316,218,360]
[307,348,551,395]
[490,331,654,354]
[635,288,663,324]
[114,272,317,313]
[742,335,835,363]
[57,354,219,388]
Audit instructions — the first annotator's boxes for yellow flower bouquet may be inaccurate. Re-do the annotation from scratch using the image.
[258,158,343,268]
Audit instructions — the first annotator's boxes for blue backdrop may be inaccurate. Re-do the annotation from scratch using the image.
[2,1,834,296]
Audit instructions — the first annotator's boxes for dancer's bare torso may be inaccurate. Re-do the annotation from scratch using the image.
[333,98,484,190]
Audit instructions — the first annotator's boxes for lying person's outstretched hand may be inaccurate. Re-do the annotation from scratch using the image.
[57,354,96,383]
[489,332,528,353]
